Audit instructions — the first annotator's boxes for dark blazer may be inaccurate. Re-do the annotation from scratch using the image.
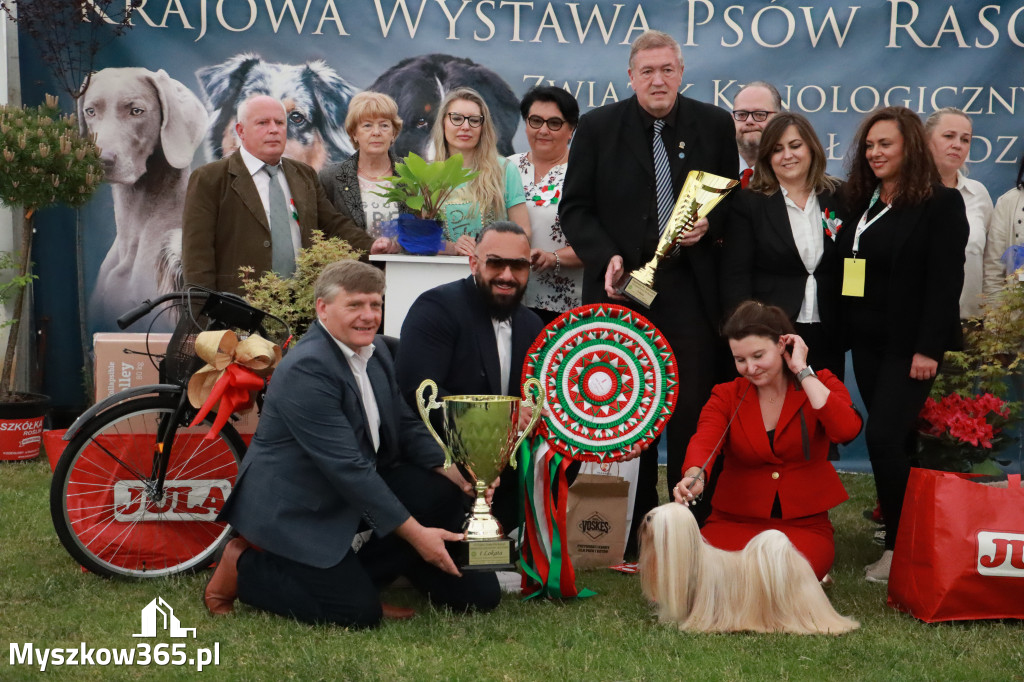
[318,150,410,231]
[182,151,373,294]
[219,323,444,569]
[837,185,969,359]
[559,94,738,324]
[395,276,544,408]
[721,187,844,342]
[683,371,861,519]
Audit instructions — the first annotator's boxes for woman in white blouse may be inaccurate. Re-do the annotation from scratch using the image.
[924,107,993,318]
[721,113,845,378]
[983,156,1024,298]
[508,86,584,323]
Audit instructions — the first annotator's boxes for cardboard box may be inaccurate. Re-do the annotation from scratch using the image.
[93,333,259,434]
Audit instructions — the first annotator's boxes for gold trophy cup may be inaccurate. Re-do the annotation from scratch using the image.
[416,377,544,571]
[622,170,739,307]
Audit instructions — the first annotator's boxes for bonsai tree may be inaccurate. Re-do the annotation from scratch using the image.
[0,96,103,397]
[239,231,362,340]
[373,152,478,225]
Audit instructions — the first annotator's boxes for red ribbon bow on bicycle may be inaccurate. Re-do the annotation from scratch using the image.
[188,330,281,439]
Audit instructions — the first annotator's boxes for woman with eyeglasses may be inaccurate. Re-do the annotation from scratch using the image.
[721,113,845,378]
[838,106,968,583]
[924,107,993,319]
[318,92,403,253]
[430,87,530,255]
[508,86,584,323]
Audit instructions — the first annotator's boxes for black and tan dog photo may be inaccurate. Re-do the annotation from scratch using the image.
[196,53,358,171]
[369,54,520,158]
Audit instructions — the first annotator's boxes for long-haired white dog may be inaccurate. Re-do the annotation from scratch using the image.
[639,503,858,634]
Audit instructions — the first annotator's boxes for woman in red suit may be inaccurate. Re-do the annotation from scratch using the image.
[673,301,862,580]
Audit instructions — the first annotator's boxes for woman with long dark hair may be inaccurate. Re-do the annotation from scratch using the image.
[838,106,969,582]
[721,113,845,377]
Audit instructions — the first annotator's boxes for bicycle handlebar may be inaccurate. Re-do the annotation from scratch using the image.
[116,293,184,329]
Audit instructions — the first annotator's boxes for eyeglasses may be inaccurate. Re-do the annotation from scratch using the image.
[483,256,530,274]
[732,110,773,123]
[447,112,484,128]
[526,115,566,131]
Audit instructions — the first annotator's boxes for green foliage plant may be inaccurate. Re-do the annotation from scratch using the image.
[928,276,1024,471]
[0,96,103,397]
[239,230,362,341]
[373,152,479,238]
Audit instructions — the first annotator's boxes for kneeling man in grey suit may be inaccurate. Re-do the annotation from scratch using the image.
[205,260,500,627]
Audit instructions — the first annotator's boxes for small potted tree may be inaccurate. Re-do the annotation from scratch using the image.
[373,152,478,254]
[0,96,103,459]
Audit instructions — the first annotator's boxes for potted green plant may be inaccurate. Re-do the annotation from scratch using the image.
[373,152,478,254]
[0,96,103,460]
[923,277,1024,473]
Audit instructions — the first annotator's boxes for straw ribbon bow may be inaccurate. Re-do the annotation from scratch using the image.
[187,330,281,439]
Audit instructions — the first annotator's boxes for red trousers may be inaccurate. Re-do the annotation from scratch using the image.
[701,509,835,581]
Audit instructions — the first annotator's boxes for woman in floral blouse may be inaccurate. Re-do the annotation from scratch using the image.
[509,86,584,323]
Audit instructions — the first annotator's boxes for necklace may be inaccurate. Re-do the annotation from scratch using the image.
[358,163,392,181]
[528,150,569,183]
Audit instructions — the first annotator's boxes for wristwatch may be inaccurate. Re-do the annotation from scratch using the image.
[795,366,816,383]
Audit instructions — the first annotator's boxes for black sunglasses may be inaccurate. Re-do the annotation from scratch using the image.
[483,256,530,274]
[732,110,773,122]
[447,112,484,128]
[526,115,566,131]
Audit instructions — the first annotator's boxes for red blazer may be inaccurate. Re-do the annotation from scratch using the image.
[682,370,861,519]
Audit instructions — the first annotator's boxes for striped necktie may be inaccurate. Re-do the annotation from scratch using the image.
[263,164,296,277]
[652,119,673,234]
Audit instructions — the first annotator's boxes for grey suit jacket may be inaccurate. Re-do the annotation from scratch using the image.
[182,151,373,295]
[219,322,444,569]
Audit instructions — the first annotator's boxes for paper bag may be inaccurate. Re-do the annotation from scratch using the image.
[565,473,629,569]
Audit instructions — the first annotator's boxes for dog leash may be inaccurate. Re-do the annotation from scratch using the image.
[683,382,751,505]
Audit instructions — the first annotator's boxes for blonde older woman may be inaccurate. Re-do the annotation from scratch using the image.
[983,156,1024,297]
[924,107,993,318]
[430,87,530,255]
[319,92,404,253]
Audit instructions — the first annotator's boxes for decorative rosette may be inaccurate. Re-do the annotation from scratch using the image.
[530,183,561,207]
[521,303,678,462]
[822,208,843,240]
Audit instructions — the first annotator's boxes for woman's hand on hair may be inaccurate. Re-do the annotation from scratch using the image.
[780,333,810,374]
[910,353,938,381]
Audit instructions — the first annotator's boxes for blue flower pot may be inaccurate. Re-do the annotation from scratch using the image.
[390,214,444,255]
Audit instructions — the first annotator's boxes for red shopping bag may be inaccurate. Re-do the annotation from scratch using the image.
[888,468,1024,622]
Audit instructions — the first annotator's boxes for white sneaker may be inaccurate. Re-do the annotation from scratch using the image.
[865,550,893,583]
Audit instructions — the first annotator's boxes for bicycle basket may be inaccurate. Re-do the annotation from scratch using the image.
[163,288,290,387]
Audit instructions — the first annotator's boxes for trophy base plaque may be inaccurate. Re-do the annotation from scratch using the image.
[622,276,657,308]
[446,538,516,572]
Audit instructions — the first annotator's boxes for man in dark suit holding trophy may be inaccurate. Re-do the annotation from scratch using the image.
[560,30,738,554]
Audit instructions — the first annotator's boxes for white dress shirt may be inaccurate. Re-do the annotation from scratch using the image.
[322,320,381,452]
[238,145,302,255]
[492,318,512,396]
[956,171,994,318]
[782,188,823,324]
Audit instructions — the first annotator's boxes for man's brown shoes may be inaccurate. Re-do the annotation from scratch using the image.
[381,603,415,620]
[204,537,250,615]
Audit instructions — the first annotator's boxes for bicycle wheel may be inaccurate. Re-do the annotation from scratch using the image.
[50,395,246,578]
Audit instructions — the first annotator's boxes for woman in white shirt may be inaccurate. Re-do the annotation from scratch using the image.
[924,107,993,318]
[508,86,584,323]
[982,156,1024,298]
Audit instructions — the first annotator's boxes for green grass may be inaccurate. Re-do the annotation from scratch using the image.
[2,457,1022,681]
